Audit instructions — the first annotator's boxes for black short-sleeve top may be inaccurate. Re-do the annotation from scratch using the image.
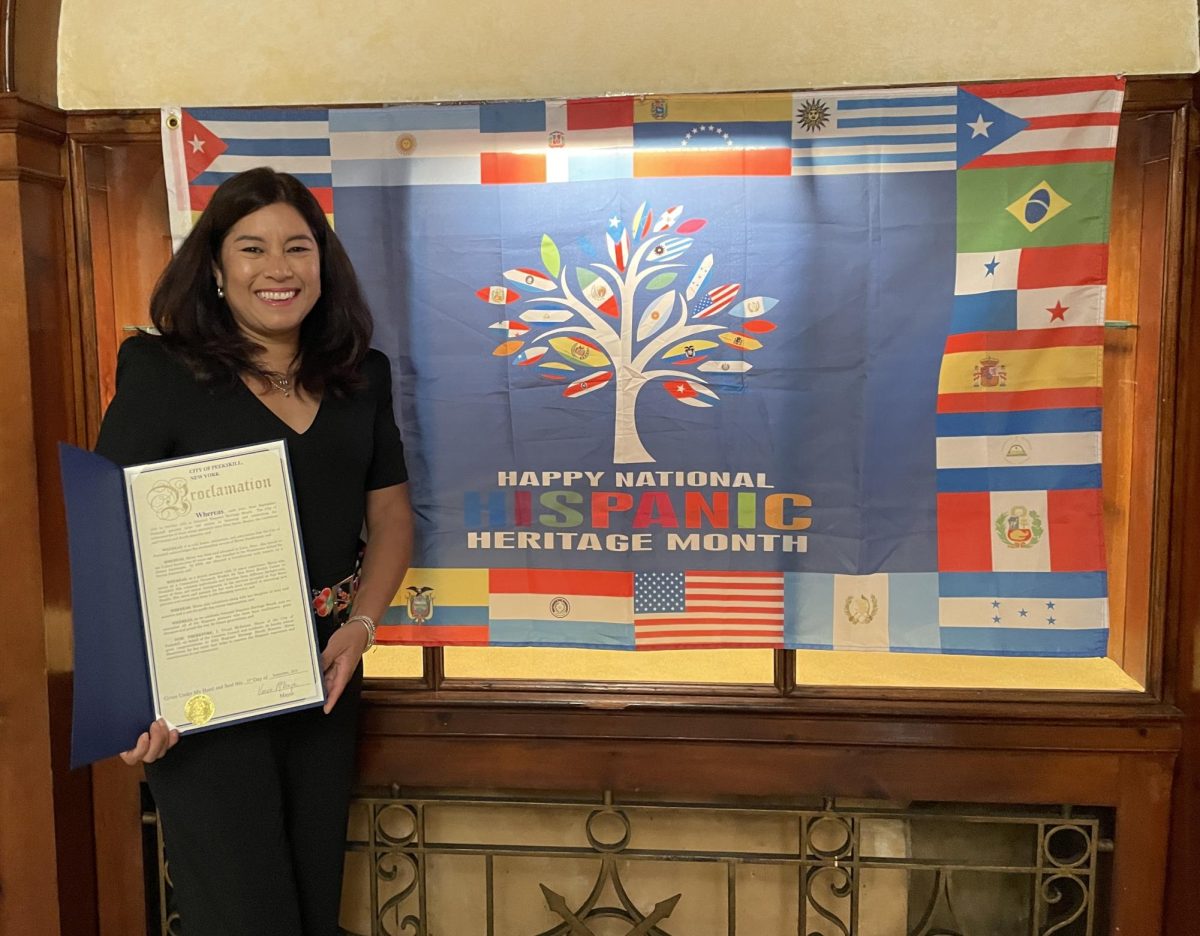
[95,334,407,589]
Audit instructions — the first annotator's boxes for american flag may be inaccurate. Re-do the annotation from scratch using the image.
[693,283,741,318]
[634,571,785,648]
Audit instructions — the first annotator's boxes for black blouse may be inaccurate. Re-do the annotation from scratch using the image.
[95,334,407,589]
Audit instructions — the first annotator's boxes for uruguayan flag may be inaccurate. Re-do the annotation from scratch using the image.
[791,88,958,175]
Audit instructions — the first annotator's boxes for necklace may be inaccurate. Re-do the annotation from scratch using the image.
[262,371,294,397]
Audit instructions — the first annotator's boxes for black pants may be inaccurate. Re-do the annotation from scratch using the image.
[146,669,361,936]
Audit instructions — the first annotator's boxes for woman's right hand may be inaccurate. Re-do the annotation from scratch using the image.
[120,718,180,765]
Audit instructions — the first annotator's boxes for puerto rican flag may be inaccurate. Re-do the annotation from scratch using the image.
[958,76,1123,170]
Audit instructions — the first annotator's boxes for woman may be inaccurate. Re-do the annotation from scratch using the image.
[95,167,412,936]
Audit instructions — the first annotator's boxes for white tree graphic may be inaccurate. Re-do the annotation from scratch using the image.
[476,204,779,464]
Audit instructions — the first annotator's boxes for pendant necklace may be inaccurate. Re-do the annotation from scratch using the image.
[263,371,294,397]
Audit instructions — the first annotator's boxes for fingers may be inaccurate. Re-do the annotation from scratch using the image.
[323,657,347,714]
[163,723,181,755]
[320,647,341,712]
[323,647,359,714]
[144,719,169,762]
[119,732,150,766]
[318,628,348,674]
[321,627,366,714]
[119,719,180,766]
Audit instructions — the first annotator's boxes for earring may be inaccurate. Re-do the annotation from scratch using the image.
[216,285,225,298]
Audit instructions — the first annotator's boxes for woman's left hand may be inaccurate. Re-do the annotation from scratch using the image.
[321,483,413,714]
[320,622,369,714]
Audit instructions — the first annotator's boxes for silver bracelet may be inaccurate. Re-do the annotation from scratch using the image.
[344,613,376,651]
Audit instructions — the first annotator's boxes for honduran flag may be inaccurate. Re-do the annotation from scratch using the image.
[937,570,1108,656]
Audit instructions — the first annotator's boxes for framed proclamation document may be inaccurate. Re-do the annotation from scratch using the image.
[60,440,325,767]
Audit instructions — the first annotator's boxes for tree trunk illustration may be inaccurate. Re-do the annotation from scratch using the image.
[612,367,653,464]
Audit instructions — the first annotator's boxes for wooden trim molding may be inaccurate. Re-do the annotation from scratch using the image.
[5,0,60,106]
[1,0,14,94]
[1123,77,1194,110]
[1162,86,1200,936]
[67,109,160,141]
[0,92,95,936]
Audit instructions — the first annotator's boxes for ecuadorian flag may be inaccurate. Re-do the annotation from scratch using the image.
[381,567,489,646]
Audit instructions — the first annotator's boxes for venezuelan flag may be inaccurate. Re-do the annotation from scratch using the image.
[633,93,793,178]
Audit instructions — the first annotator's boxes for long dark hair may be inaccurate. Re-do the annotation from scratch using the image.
[150,167,372,394]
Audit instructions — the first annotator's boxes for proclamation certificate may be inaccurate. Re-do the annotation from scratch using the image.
[124,441,323,733]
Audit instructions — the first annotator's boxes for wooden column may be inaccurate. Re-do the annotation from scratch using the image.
[67,115,172,936]
[1163,81,1200,935]
[1,5,95,933]
[0,94,97,936]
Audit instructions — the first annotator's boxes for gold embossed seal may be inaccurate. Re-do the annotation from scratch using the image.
[184,693,215,726]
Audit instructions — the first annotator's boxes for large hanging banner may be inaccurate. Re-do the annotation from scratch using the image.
[163,76,1122,656]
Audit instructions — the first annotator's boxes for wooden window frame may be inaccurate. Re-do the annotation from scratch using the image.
[68,80,1192,712]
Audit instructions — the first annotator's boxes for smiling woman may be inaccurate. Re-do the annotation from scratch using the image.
[91,167,414,936]
[214,202,322,349]
[214,202,326,432]
[149,169,373,398]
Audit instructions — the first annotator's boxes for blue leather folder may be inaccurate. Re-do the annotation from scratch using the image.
[59,443,156,768]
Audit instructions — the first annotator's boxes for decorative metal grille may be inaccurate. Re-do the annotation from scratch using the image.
[151,789,1110,936]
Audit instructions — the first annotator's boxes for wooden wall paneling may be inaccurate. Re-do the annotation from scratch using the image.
[1122,110,1172,689]
[7,0,60,106]
[98,143,172,409]
[1113,753,1177,936]
[1162,87,1200,934]
[0,94,65,936]
[1142,104,1191,704]
[89,758,147,936]
[66,130,172,419]
[357,700,1179,801]
[0,94,97,936]
[1104,116,1143,671]
[358,704,1180,929]
[1104,107,1178,687]
[71,141,111,440]
[66,126,171,936]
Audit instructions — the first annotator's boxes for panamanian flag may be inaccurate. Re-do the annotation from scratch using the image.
[162,76,1123,657]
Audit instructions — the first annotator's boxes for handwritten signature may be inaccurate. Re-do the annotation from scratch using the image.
[258,680,302,698]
